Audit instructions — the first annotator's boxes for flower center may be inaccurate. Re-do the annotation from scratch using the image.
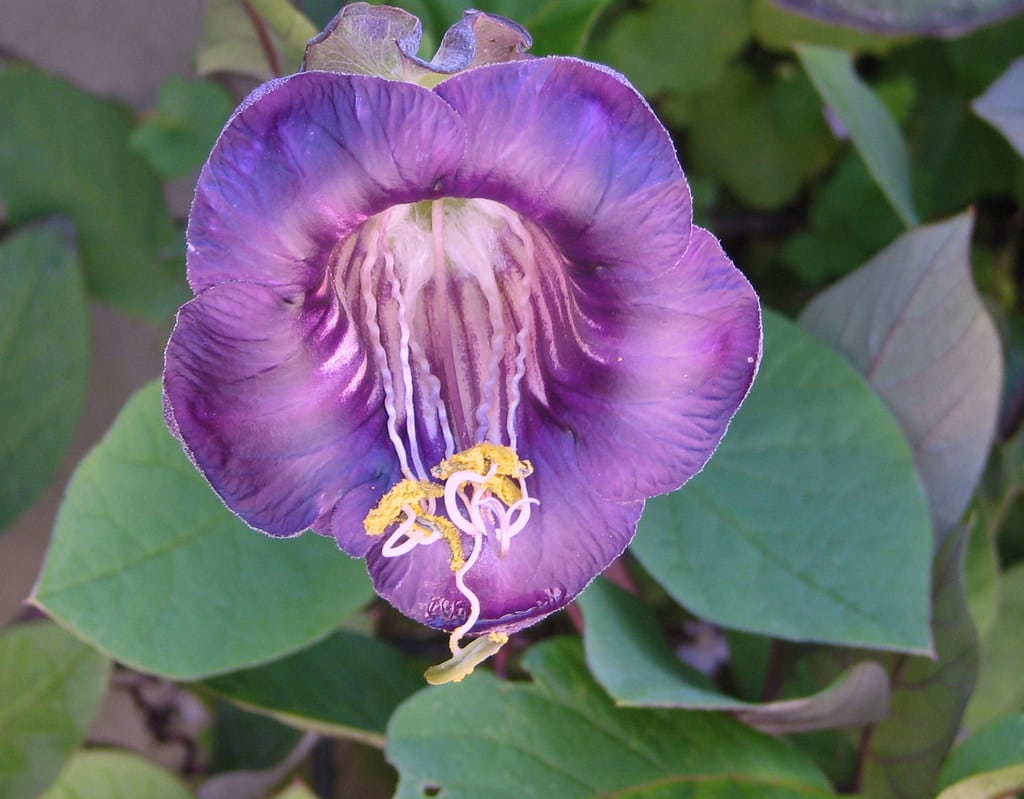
[339,198,550,682]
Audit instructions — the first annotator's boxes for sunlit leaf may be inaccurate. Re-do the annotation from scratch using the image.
[32,381,374,680]
[579,580,889,733]
[197,0,283,80]
[388,638,835,799]
[632,311,932,652]
[0,65,186,321]
[0,622,110,799]
[935,764,1024,799]
[202,630,422,747]
[797,44,919,227]
[801,212,1001,541]
[38,750,194,799]
[972,57,1024,158]
[0,221,89,531]
[766,0,1024,36]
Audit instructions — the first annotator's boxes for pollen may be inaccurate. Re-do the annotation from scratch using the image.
[363,478,444,536]
[431,442,533,481]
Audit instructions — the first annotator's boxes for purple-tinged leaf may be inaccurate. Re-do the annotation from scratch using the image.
[973,57,1024,158]
[800,212,1001,542]
[767,0,1024,37]
[579,580,890,734]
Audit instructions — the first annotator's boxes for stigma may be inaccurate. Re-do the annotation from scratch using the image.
[364,442,538,683]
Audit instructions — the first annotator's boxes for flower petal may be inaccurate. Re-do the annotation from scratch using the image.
[366,409,644,634]
[187,71,466,292]
[435,58,692,278]
[164,280,400,551]
[541,227,761,502]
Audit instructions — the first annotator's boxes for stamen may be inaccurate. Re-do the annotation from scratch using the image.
[423,632,509,685]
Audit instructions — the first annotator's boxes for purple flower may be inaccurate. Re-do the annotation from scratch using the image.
[163,4,761,681]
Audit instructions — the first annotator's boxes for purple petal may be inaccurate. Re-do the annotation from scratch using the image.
[186,71,465,293]
[366,413,644,634]
[546,227,761,501]
[435,58,692,278]
[164,280,400,550]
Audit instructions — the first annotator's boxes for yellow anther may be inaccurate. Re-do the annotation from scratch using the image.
[489,474,522,506]
[431,442,533,481]
[364,479,443,536]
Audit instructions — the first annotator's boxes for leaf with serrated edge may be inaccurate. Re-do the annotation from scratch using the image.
[580,580,889,733]
[0,622,110,799]
[0,221,89,531]
[800,212,1000,543]
[32,381,373,680]
[202,630,422,747]
[632,310,932,653]
[37,750,193,799]
[972,57,1024,158]
[797,44,919,227]
[388,638,834,799]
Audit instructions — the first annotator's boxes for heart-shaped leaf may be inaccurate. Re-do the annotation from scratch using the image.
[32,381,374,679]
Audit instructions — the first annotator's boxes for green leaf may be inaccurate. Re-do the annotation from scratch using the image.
[588,0,752,98]
[32,381,374,680]
[0,221,89,531]
[130,76,233,179]
[387,638,835,799]
[631,310,933,652]
[766,0,1024,36]
[687,63,835,210]
[202,630,423,747]
[197,0,283,80]
[579,580,890,733]
[797,44,920,227]
[966,564,1024,728]
[0,65,187,321]
[972,57,1024,159]
[940,714,1024,789]
[0,622,110,799]
[37,750,194,799]
[800,212,1001,542]
[272,781,319,799]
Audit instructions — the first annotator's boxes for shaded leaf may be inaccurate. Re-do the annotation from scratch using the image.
[0,622,110,799]
[579,580,889,733]
[966,564,1024,728]
[388,638,835,799]
[0,221,89,531]
[752,0,905,53]
[130,76,234,179]
[940,714,1024,788]
[854,530,979,799]
[38,750,194,799]
[687,63,835,210]
[202,630,422,747]
[631,311,932,652]
[0,65,186,320]
[32,381,374,680]
[766,0,1024,36]
[587,0,751,98]
[972,57,1024,158]
[797,44,919,227]
[800,212,1001,542]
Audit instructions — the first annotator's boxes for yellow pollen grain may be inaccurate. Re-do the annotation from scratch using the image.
[363,479,444,536]
[431,442,533,480]
[419,514,466,571]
